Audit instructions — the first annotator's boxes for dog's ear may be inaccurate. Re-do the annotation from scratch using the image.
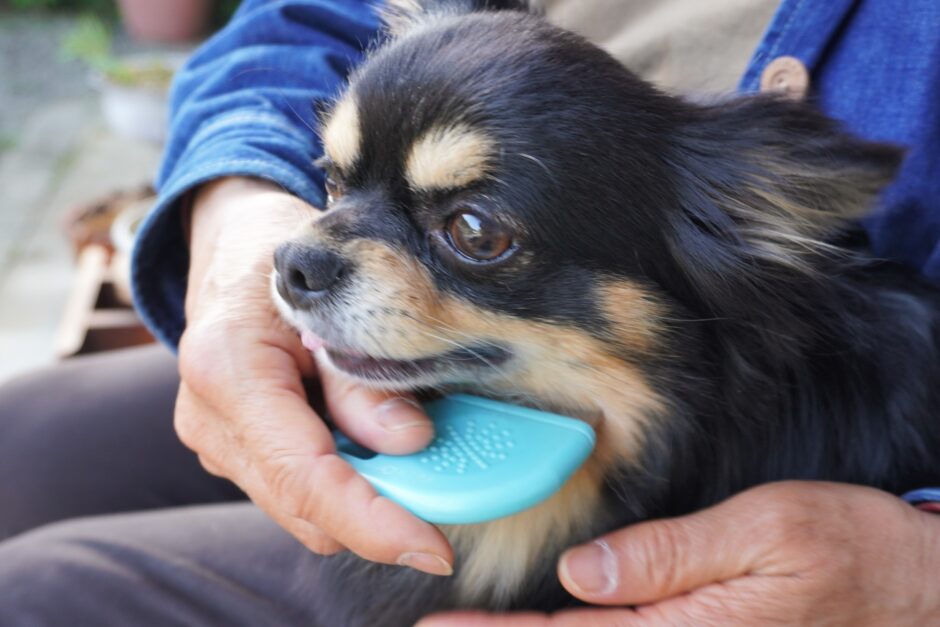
[380,0,534,38]
[666,96,903,327]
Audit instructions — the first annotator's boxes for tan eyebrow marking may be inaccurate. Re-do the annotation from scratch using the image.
[321,95,361,171]
[405,124,495,191]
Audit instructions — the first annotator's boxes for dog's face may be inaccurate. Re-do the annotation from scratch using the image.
[274,9,675,454]
[272,3,900,466]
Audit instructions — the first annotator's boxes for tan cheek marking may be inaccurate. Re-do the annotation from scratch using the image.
[321,95,361,171]
[405,124,494,191]
[598,281,664,355]
[441,292,667,463]
[486,325,665,471]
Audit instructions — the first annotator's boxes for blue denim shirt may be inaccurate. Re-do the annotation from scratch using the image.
[131,0,940,347]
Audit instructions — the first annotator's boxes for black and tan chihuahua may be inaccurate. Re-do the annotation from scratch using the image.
[271,1,940,624]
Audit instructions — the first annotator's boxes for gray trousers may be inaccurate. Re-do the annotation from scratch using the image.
[0,346,344,626]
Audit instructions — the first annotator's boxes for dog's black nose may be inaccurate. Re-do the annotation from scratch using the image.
[274,243,347,306]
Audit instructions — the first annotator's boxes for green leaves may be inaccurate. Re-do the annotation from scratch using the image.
[61,15,174,88]
[61,14,111,67]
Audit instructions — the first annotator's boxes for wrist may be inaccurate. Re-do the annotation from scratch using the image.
[185,176,319,320]
[187,177,281,245]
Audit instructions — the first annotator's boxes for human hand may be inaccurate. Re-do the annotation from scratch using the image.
[175,176,453,575]
[420,481,940,625]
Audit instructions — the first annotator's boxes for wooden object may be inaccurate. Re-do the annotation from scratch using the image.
[55,245,155,358]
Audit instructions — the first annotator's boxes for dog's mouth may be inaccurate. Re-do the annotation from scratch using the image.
[323,344,511,383]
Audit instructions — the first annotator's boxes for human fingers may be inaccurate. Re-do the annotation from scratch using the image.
[315,346,434,455]
[176,325,452,573]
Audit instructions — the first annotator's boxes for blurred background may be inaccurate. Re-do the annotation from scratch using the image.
[0,0,237,382]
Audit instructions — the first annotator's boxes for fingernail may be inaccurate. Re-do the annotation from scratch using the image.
[560,540,618,596]
[397,552,453,576]
[376,398,428,432]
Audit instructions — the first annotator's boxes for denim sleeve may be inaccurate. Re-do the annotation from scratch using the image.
[130,0,381,347]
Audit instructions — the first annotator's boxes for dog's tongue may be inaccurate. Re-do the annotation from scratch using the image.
[300,330,325,352]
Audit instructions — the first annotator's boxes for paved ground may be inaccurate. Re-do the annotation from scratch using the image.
[0,11,163,383]
[0,12,91,154]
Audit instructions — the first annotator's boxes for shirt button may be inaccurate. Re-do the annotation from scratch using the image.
[759,56,810,100]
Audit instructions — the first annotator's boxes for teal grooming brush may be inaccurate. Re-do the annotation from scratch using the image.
[334,394,595,524]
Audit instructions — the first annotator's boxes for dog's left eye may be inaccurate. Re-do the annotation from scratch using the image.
[445,211,513,262]
[324,176,345,204]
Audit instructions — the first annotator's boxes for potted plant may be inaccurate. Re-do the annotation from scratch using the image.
[116,0,212,43]
[63,16,186,143]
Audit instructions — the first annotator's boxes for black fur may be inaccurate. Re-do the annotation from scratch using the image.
[277,2,940,624]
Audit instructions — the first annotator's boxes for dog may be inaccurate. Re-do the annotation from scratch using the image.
[270,1,940,623]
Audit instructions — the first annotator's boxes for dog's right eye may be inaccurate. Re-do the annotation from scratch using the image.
[445,211,514,263]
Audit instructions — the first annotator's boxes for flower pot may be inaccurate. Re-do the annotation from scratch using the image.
[93,53,188,144]
[100,81,166,143]
[117,0,212,43]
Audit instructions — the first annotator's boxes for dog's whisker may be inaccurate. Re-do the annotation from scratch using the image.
[659,316,730,323]
[405,312,507,351]
[407,326,503,371]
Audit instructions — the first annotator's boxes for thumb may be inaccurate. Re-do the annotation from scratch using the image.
[558,495,759,606]
[315,347,435,455]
